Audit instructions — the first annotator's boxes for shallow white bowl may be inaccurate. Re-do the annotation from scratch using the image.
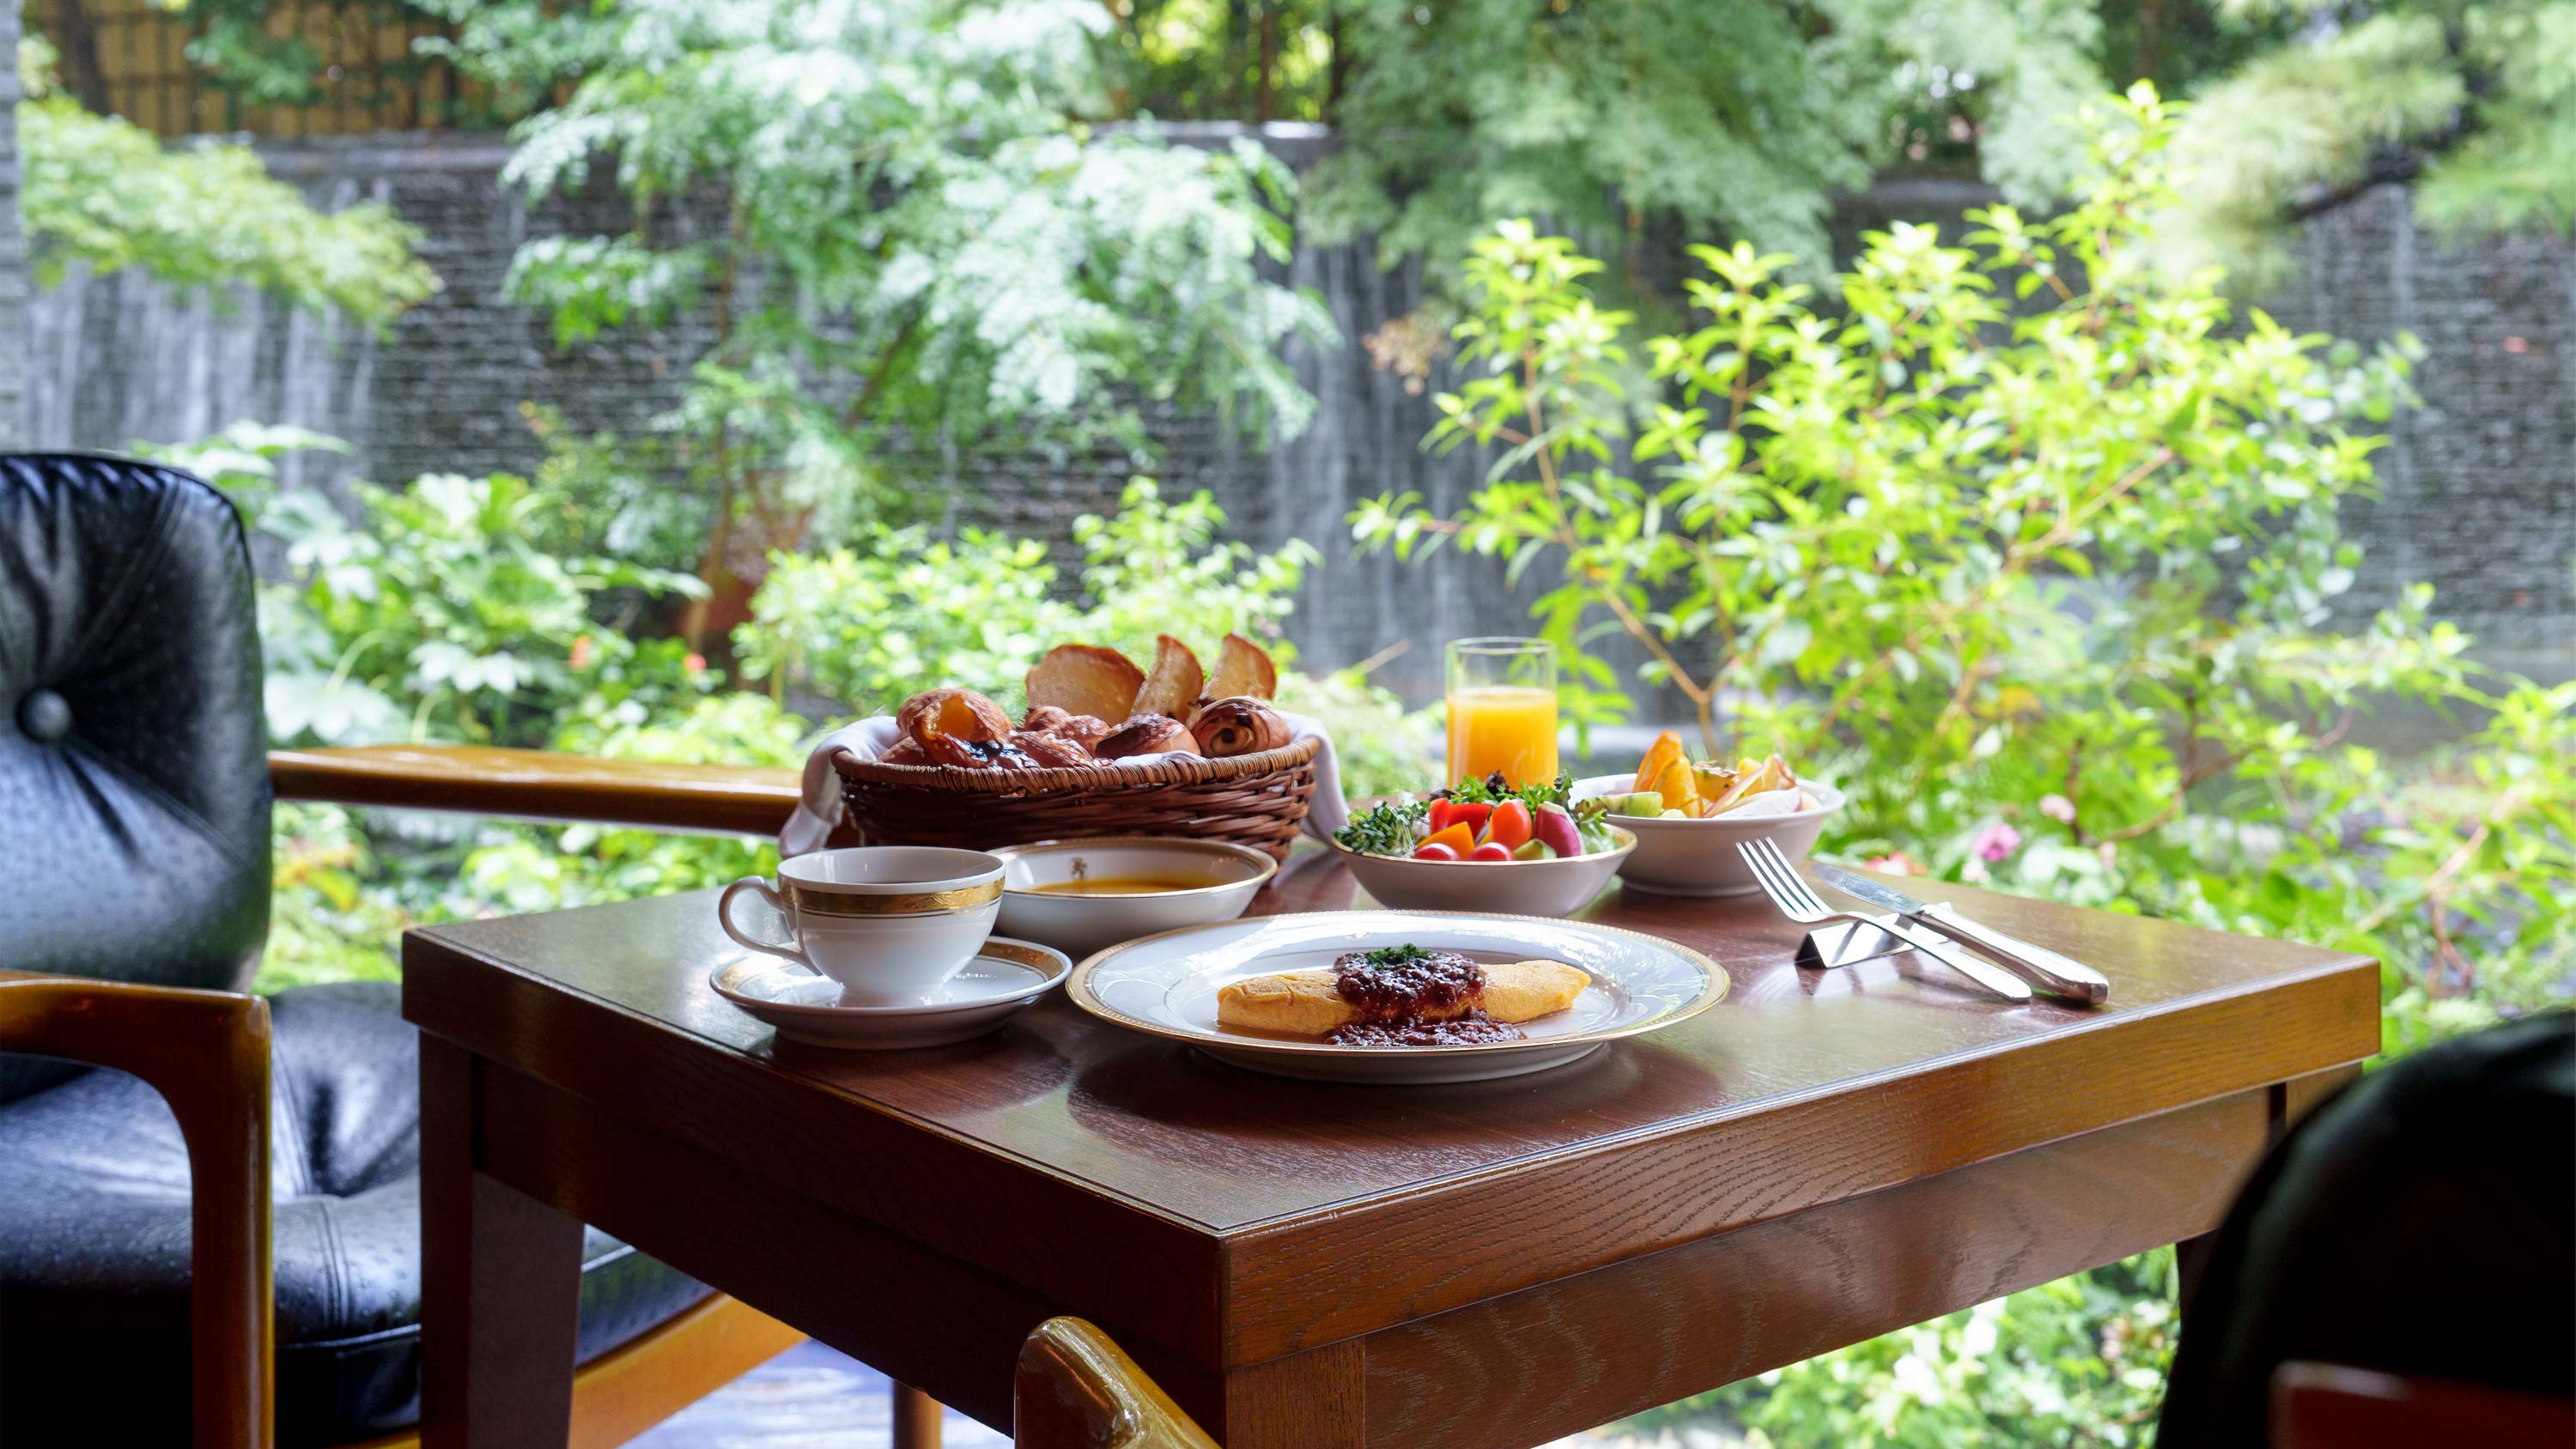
[1571,774,1845,897]
[1323,827,1637,918]
[989,837,1278,957]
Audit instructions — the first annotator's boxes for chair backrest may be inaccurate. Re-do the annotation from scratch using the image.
[2157,1012,2575,1446]
[0,453,272,1101]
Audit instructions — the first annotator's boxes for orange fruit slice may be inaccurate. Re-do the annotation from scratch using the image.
[1633,730,1686,795]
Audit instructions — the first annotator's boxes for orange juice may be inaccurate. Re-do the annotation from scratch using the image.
[1446,686,1560,787]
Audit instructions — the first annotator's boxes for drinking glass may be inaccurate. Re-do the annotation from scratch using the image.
[1444,637,1559,788]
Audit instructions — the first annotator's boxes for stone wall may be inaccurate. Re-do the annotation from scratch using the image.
[17,124,2573,690]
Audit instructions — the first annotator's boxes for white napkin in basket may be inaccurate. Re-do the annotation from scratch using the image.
[781,712,1351,858]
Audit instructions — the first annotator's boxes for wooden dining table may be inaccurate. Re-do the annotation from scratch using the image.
[403,841,2379,1449]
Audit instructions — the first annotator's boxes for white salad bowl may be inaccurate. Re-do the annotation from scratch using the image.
[1323,827,1637,919]
[1570,774,1846,897]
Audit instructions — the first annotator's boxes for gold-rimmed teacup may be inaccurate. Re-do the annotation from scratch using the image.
[719,846,1004,1003]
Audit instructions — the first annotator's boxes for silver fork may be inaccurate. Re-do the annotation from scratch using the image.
[1737,839,2033,1003]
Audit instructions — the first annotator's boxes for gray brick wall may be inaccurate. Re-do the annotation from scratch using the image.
[15,125,2572,676]
[1,5,27,447]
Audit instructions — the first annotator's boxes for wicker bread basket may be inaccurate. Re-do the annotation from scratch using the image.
[831,736,1322,861]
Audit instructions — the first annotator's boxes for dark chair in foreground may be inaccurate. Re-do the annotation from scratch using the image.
[0,453,809,1447]
[2159,1011,2575,1449]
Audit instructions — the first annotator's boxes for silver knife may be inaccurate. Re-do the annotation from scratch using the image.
[1851,912,2034,1002]
[1814,864,2111,1004]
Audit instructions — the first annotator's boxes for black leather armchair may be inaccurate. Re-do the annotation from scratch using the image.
[0,454,805,1447]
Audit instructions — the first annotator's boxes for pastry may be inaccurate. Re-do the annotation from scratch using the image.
[1188,696,1291,757]
[1026,645,1146,722]
[896,688,1018,766]
[1095,713,1197,759]
[1217,951,1589,1037]
[1008,729,1097,768]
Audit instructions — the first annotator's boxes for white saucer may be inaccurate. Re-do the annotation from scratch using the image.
[710,937,1071,1049]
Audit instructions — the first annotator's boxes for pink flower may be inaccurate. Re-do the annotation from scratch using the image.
[569,634,592,670]
[1863,852,1923,877]
[684,652,708,674]
[1971,822,2022,863]
[2038,793,2076,824]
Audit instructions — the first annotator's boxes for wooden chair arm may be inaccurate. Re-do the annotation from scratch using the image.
[2272,1361,2576,1449]
[270,745,803,838]
[1015,1318,1222,1449]
[0,972,273,1449]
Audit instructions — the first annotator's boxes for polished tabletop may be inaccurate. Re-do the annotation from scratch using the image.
[407,840,2379,1391]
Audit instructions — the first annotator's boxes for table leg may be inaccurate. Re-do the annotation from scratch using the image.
[421,1036,588,1449]
[1221,1342,1366,1449]
[891,1381,944,1449]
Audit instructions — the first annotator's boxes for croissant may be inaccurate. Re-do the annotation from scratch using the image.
[1188,696,1291,758]
[1095,713,1198,759]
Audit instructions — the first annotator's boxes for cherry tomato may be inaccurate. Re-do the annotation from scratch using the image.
[1485,800,1534,850]
[1468,841,1514,862]
[1412,841,1461,862]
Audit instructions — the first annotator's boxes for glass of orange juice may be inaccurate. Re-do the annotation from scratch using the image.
[1445,637,1559,788]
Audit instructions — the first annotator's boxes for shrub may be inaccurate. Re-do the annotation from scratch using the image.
[1358,83,2569,1449]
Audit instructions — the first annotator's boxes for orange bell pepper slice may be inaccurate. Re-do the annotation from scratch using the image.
[1419,822,1476,857]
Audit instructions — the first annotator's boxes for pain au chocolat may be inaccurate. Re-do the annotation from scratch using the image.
[1216,950,1589,1039]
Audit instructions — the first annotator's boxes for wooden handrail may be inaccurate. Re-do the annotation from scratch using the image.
[0,972,274,1449]
[270,745,803,838]
[1015,1318,1221,1449]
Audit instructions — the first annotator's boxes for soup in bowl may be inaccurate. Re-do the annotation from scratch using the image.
[990,837,1277,957]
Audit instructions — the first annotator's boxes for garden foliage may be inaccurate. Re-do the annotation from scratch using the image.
[14,40,435,325]
[1355,83,2570,1447]
[1357,84,2570,1055]
[477,0,1335,626]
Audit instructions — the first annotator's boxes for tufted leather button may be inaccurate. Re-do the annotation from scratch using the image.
[16,688,71,743]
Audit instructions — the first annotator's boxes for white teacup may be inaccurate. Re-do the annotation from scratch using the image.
[719,847,1005,1004]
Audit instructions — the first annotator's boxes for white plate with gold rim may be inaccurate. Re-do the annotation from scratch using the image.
[711,937,1070,1049]
[1067,911,1725,1084]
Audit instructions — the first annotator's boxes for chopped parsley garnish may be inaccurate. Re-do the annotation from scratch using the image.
[1360,943,1432,970]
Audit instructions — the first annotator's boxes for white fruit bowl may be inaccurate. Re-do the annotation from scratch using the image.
[1323,828,1637,918]
[1569,775,1845,898]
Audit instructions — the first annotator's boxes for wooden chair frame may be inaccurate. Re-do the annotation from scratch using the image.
[1016,1319,1220,1449]
[0,746,811,1449]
